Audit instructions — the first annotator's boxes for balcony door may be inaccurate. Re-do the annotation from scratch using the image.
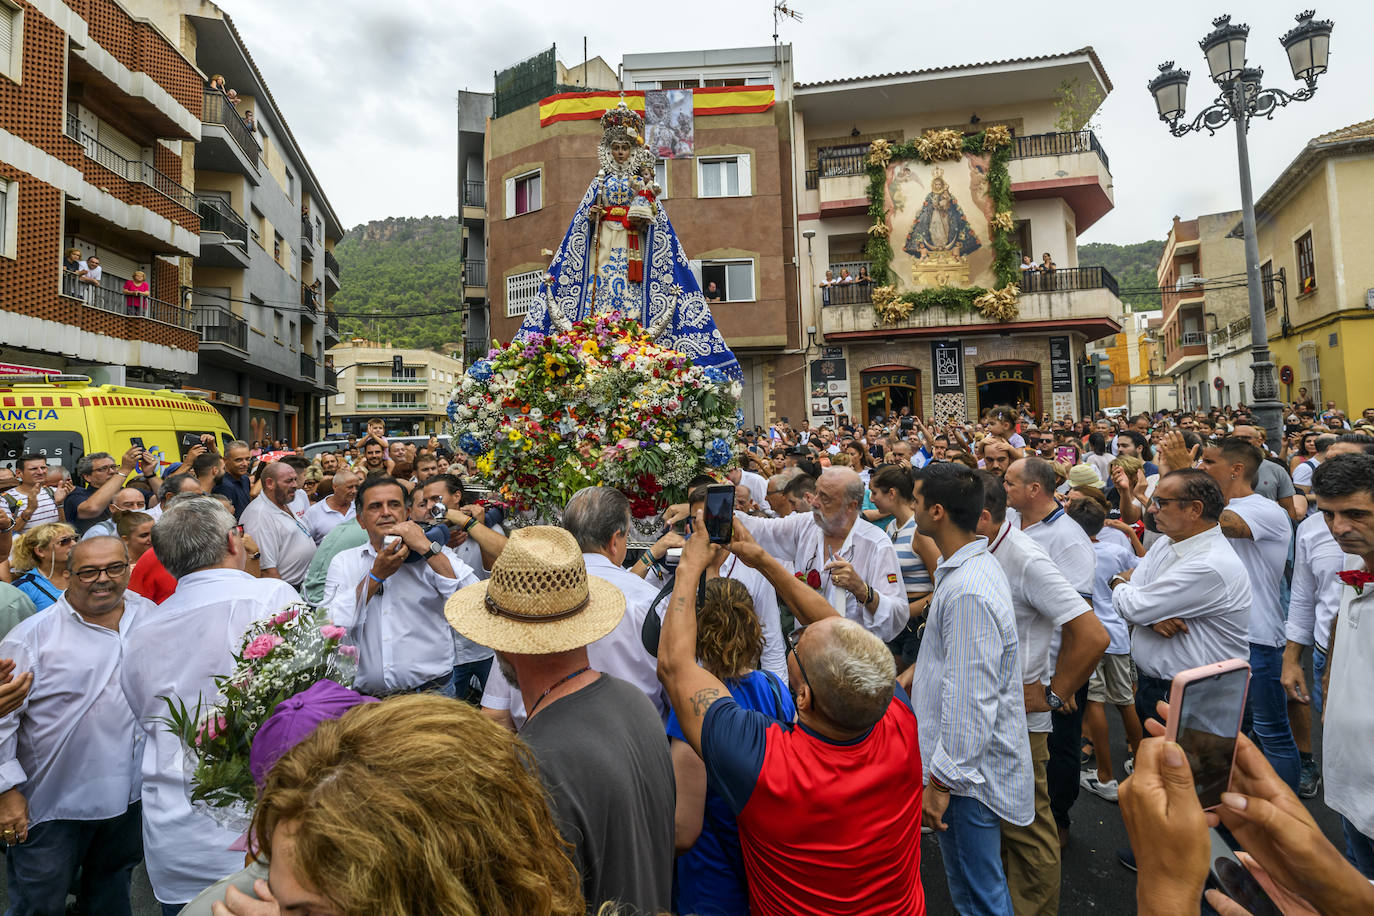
[860,366,921,427]
[975,361,1039,418]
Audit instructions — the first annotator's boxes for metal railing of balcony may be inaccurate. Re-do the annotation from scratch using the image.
[66,118,197,213]
[300,215,315,244]
[301,353,318,378]
[822,283,873,307]
[804,169,818,190]
[464,259,487,287]
[355,376,427,386]
[325,367,338,391]
[1018,266,1119,297]
[463,180,486,207]
[355,401,428,412]
[464,342,489,366]
[815,144,869,179]
[827,260,870,280]
[1009,130,1110,173]
[202,91,261,162]
[325,310,339,335]
[324,250,341,277]
[301,285,318,311]
[192,304,248,351]
[1180,332,1207,346]
[81,280,192,329]
[197,196,248,246]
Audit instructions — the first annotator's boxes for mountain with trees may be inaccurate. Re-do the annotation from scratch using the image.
[331,216,463,351]
[1078,240,1166,312]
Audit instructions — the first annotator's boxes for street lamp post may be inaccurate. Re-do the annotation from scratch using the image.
[1148,11,1334,449]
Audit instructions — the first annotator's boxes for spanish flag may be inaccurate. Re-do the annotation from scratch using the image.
[538,86,775,127]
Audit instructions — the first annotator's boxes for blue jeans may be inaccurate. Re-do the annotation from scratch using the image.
[451,656,493,706]
[4,802,142,916]
[1343,816,1374,880]
[160,905,184,916]
[936,794,1015,916]
[1245,643,1301,790]
[1311,646,1328,714]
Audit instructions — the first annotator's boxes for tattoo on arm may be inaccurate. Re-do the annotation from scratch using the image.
[689,688,722,716]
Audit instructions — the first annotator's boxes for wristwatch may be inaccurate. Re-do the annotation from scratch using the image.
[1045,686,1066,712]
[424,542,441,560]
[1108,574,1128,591]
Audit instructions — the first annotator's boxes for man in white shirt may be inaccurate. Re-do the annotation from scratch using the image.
[240,462,316,588]
[978,472,1107,916]
[1201,437,1300,789]
[731,468,907,642]
[1004,457,1097,846]
[1110,469,1251,721]
[481,487,669,728]
[728,465,768,509]
[3,454,64,534]
[121,496,299,912]
[0,537,149,915]
[1312,452,1374,878]
[80,486,147,540]
[77,255,102,304]
[1292,434,1333,498]
[323,476,476,696]
[305,468,359,544]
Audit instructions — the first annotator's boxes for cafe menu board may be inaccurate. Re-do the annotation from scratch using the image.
[1049,336,1074,393]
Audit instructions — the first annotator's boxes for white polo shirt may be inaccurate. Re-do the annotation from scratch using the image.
[304,498,355,545]
[1224,493,1292,648]
[1324,557,1374,838]
[1285,513,1345,653]
[240,494,317,586]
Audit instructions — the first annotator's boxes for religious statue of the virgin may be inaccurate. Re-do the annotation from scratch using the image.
[903,167,981,259]
[512,100,742,378]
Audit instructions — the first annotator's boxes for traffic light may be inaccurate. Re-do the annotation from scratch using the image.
[1083,358,1097,388]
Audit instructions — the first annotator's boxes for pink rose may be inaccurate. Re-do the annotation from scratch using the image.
[338,644,359,659]
[270,608,300,626]
[243,634,283,659]
[320,625,347,641]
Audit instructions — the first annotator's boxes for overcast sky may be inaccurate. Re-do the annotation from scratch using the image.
[225,0,1366,244]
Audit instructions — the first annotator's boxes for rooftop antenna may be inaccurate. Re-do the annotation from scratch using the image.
[773,1,802,46]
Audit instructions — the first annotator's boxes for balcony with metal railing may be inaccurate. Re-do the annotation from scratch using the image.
[325,309,339,340]
[820,266,1123,342]
[463,180,486,209]
[355,376,427,387]
[77,277,193,329]
[323,249,341,295]
[301,284,318,312]
[197,196,251,268]
[65,114,199,242]
[193,304,248,352]
[301,352,318,379]
[355,399,429,412]
[197,91,261,181]
[325,367,339,392]
[464,258,487,291]
[300,215,315,261]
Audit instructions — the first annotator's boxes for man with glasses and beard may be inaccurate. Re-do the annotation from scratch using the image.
[0,537,151,915]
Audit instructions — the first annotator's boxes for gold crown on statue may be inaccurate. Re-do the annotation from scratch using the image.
[600,100,645,147]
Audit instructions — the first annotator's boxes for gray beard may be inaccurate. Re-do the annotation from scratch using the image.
[496,654,519,691]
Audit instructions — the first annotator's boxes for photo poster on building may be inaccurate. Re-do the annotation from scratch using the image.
[809,348,850,424]
[645,89,693,159]
[883,152,997,293]
[1049,336,1074,393]
[931,340,964,393]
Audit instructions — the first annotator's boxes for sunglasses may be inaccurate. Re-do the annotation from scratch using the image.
[53,536,77,547]
[73,562,129,583]
[784,625,822,714]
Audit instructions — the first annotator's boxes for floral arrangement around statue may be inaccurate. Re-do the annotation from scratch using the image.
[160,603,358,827]
[449,312,741,523]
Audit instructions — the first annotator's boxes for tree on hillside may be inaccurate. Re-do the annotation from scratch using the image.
[1078,240,1166,311]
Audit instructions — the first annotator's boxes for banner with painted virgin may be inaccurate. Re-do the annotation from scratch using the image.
[645,89,694,159]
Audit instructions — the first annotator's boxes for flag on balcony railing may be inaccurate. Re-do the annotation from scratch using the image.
[538,86,775,127]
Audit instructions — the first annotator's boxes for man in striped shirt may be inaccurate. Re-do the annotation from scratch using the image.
[908,462,1032,916]
[3,456,67,534]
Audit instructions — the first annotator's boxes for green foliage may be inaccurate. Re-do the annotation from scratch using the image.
[1053,77,1104,134]
[332,216,464,351]
[1078,240,1167,311]
[864,130,1017,290]
[897,286,987,312]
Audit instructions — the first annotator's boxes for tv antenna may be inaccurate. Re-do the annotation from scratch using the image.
[773,1,802,44]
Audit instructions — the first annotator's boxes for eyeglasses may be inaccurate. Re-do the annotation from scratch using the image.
[1149,496,1196,509]
[229,525,244,538]
[89,464,116,474]
[73,562,129,583]
[784,625,822,713]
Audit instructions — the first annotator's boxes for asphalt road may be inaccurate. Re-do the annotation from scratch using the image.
[2,686,1346,915]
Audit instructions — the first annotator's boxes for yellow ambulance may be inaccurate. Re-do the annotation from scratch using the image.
[0,373,234,475]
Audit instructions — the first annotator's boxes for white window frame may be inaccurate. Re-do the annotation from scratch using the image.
[690,258,755,303]
[505,269,542,318]
[0,1,22,85]
[697,154,751,199]
[0,177,15,261]
[504,169,542,218]
[653,159,668,199]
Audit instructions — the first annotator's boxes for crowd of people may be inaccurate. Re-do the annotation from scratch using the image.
[0,396,1371,915]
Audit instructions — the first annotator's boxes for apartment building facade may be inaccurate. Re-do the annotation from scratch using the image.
[132,2,346,446]
[1155,211,1249,411]
[457,88,491,366]
[1253,119,1374,413]
[325,340,463,437]
[0,0,202,385]
[796,48,1121,426]
[483,45,801,426]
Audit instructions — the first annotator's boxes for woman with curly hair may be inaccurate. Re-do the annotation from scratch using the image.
[10,522,76,611]
[668,576,794,916]
[249,694,585,916]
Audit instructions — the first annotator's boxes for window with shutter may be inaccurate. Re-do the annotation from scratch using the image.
[505,269,542,318]
[0,3,18,84]
[506,170,541,218]
[697,155,751,198]
[0,179,9,260]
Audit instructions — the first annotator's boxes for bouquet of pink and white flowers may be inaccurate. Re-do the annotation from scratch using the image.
[160,602,358,822]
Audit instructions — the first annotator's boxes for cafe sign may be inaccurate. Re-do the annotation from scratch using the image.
[975,365,1035,385]
[861,370,919,389]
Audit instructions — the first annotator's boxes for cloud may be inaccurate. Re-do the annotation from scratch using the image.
[220,0,1373,242]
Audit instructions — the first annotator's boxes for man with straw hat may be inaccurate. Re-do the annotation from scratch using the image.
[447,525,674,916]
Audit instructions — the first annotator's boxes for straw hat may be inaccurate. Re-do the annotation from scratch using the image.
[445,526,625,655]
[1067,464,1105,490]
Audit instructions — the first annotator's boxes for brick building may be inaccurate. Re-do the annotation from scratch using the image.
[483,45,802,426]
[797,48,1124,426]
[0,0,203,383]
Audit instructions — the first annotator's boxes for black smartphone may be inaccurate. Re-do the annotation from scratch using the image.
[703,483,735,545]
[1206,829,1281,916]
[130,436,145,455]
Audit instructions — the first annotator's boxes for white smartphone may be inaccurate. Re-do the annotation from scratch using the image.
[1164,659,1251,810]
[383,534,401,549]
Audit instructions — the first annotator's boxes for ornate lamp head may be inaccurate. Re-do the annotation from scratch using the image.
[1148,61,1191,122]
[1281,10,1334,86]
[1200,14,1250,85]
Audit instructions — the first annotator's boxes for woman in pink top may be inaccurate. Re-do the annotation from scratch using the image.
[123,270,150,314]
